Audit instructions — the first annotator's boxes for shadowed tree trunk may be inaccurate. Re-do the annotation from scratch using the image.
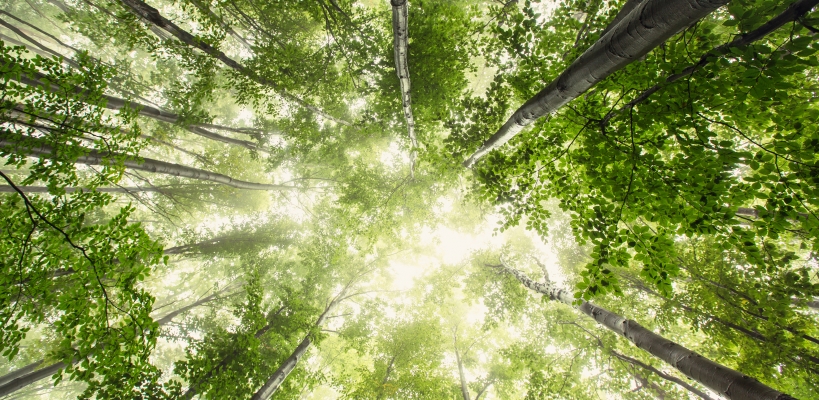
[0,139,296,190]
[455,347,471,400]
[249,292,347,400]
[0,360,44,387]
[8,72,266,152]
[491,262,795,400]
[180,305,287,399]
[390,0,417,176]
[116,0,352,126]
[611,350,715,400]
[375,355,396,400]
[0,290,229,397]
[463,0,729,167]
[600,0,819,126]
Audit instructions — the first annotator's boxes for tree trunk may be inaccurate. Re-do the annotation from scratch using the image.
[376,355,396,400]
[598,0,645,37]
[184,0,254,49]
[455,348,471,400]
[249,299,340,400]
[473,380,493,400]
[0,139,295,190]
[493,263,795,400]
[0,291,224,396]
[116,0,352,126]
[625,275,819,365]
[0,360,44,387]
[611,350,715,400]
[154,289,232,326]
[601,0,819,125]
[0,185,199,194]
[463,0,728,167]
[390,0,417,175]
[181,305,286,399]
[9,72,265,152]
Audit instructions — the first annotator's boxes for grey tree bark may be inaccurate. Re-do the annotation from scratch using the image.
[600,0,819,126]
[0,291,226,396]
[463,0,729,168]
[0,139,296,190]
[611,350,715,400]
[390,0,417,176]
[10,72,266,152]
[455,347,471,400]
[116,0,352,126]
[375,355,397,400]
[492,262,795,400]
[0,360,44,387]
[180,305,286,399]
[249,296,344,400]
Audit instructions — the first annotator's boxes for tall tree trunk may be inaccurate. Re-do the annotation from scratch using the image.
[0,360,44,387]
[0,185,205,194]
[249,298,341,400]
[9,72,265,152]
[462,0,728,167]
[390,0,417,176]
[473,380,493,400]
[492,263,795,400]
[611,350,714,400]
[624,275,819,365]
[0,291,225,396]
[455,348,471,400]
[375,355,396,400]
[115,0,352,126]
[0,139,296,190]
[600,0,819,125]
[184,0,254,50]
[181,305,286,399]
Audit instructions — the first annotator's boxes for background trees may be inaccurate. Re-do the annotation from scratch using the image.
[0,0,817,399]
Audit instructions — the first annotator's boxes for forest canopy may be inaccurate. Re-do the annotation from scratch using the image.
[0,0,818,399]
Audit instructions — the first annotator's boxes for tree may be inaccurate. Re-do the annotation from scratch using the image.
[2,0,818,398]
[462,0,730,167]
[490,258,795,400]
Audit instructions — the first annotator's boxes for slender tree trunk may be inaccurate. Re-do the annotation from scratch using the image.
[0,292,224,396]
[116,0,352,126]
[0,139,295,190]
[154,289,233,326]
[376,355,396,400]
[0,185,195,194]
[184,0,254,49]
[611,350,715,400]
[0,360,44,387]
[600,0,819,125]
[9,72,265,152]
[473,380,493,400]
[181,305,286,399]
[492,263,795,400]
[390,0,417,176]
[631,371,667,400]
[455,348,471,400]
[249,299,341,400]
[626,275,819,364]
[463,0,729,167]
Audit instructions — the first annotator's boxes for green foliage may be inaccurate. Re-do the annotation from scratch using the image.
[465,0,819,304]
[0,42,168,398]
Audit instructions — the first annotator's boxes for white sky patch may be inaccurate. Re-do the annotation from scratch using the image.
[433,225,505,265]
[389,260,425,291]
[379,141,410,169]
[233,108,255,126]
[348,97,366,114]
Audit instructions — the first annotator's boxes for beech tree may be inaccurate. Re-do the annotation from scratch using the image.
[1,0,817,398]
